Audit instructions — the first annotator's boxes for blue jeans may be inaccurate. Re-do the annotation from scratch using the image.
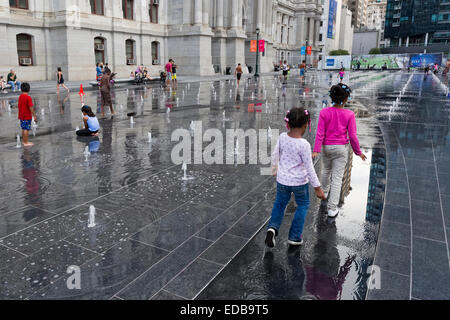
[8,81,21,91]
[268,182,310,242]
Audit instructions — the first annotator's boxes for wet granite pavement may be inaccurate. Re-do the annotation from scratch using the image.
[0,71,448,300]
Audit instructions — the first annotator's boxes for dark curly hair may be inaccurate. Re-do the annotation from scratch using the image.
[284,107,310,129]
[330,83,352,105]
[81,105,95,117]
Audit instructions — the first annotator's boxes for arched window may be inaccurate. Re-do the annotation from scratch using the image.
[94,37,105,65]
[17,34,33,66]
[149,0,159,23]
[90,0,104,15]
[123,0,134,20]
[151,41,160,65]
[126,39,135,65]
[10,0,28,9]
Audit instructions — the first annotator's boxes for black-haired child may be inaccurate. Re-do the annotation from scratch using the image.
[266,107,326,248]
[77,105,100,136]
[312,83,366,218]
[18,83,37,147]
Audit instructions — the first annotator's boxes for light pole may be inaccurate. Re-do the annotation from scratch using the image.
[255,27,260,78]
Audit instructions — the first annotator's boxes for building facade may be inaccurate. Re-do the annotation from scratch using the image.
[352,28,379,54]
[318,0,354,65]
[348,0,368,28]
[366,0,386,46]
[0,0,323,81]
[384,0,450,49]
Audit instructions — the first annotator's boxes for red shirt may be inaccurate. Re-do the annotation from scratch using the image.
[18,94,34,120]
[165,62,172,73]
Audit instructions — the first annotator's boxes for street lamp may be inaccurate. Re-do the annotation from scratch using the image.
[255,27,260,78]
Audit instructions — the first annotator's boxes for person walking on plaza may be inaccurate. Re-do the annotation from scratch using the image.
[56,67,70,93]
[312,83,366,218]
[99,69,114,116]
[7,69,21,92]
[18,83,37,147]
[165,59,173,88]
[171,60,178,90]
[282,60,289,83]
[265,107,326,248]
[338,68,345,83]
[235,63,243,87]
[76,105,100,136]
[299,60,306,83]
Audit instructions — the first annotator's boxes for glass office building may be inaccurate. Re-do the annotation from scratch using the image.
[384,0,450,47]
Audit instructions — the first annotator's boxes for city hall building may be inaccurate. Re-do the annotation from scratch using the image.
[0,0,322,81]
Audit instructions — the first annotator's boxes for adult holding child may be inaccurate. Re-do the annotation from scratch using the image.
[99,69,115,116]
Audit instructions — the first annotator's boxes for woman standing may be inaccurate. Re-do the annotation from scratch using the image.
[56,67,70,93]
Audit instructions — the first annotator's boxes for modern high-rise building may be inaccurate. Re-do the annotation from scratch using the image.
[384,0,450,52]
[348,0,368,28]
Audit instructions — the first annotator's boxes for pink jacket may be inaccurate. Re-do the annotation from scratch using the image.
[313,107,362,155]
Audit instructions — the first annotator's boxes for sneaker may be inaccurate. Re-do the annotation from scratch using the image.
[265,228,276,248]
[328,208,339,218]
[288,239,304,246]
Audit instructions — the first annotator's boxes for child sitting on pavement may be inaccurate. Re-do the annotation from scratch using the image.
[76,105,100,137]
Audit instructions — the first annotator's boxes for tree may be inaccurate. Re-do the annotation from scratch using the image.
[369,48,381,54]
[329,49,350,56]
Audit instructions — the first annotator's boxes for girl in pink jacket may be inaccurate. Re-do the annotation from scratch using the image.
[312,83,366,218]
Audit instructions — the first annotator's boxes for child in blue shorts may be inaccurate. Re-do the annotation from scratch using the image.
[18,83,37,147]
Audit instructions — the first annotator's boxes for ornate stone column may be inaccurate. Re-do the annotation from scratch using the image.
[256,0,263,30]
[216,0,224,29]
[203,0,209,25]
[231,0,238,28]
[309,17,315,47]
[194,0,202,25]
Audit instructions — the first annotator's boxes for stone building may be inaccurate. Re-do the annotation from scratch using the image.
[366,0,386,47]
[347,0,368,28]
[318,0,354,64]
[0,0,322,81]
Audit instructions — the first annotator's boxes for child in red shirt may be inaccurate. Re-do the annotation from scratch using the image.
[18,83,37,147]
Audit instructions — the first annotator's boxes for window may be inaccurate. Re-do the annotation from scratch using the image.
[94,37,105,65]
[126,39,135,64]
[151,41,160,64]
[17,34,33,66]
[319,33,322,41]
[9,0,28,9]
[90,0,104,15]
[123,0,134,20]
[150,0,158,23]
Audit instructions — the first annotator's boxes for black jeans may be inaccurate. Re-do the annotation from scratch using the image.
[76,129,98,136]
